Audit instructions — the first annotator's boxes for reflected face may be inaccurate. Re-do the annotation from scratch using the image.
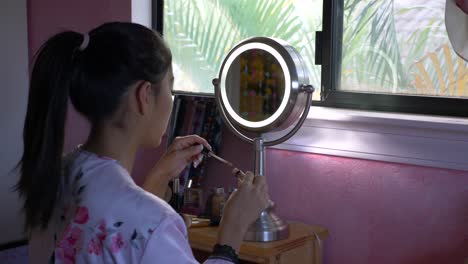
[226,49,285,122]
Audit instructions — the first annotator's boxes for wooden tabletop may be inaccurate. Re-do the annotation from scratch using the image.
[188,222,328,260]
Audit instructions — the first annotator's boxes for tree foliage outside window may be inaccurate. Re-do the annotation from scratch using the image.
[341,0,468,97]
[164,0,322,98]
[164,0,468,99]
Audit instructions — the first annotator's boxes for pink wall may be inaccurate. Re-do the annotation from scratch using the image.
[28,0,131,57]
[202,129,468,264]
[27,0,131,154]
[267,150,468,264]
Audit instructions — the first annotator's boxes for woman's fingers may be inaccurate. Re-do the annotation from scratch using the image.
[170,135,212,152]
[232,168,245,181]
[237,178,243,188]
[259,180,268,194]
[261,193,270,210]
[240,171,255,186]
[180,144,204,163]
[167,135,211,168]
[252,175,265,186]
[193,153,204,168]
[252,176,269,210]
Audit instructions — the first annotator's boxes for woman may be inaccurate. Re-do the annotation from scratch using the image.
[17,22,269,263]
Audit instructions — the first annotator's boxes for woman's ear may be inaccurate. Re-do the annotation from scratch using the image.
[134,81,153,115]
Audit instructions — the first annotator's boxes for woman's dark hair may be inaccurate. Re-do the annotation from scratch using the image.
[16,22,172,232]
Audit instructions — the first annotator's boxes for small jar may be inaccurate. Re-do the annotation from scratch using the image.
[211,187,226,218]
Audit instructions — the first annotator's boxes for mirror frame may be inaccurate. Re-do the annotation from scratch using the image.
[215,37,310,133]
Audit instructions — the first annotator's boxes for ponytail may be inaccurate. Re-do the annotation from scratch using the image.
[16,22,172,232]
[16,31,83,231]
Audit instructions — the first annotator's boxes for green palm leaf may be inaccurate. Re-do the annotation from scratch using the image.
[342,0,405,92]
[215,0,321,87]
[167,0,322,94]
[165,0,241,93]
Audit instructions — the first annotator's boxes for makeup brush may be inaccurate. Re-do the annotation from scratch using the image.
[201,148,245,178]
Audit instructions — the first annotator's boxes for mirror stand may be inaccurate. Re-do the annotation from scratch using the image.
[244,137,289,242]
[245,85,313,242]
[213,37,315,242]
[213,77,314,242]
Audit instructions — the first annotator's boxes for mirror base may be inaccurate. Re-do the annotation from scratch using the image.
[243,206,289,242]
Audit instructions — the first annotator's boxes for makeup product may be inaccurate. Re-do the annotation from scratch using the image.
[190,218,211,228]
[182,214,211,228]
[170,178,181,211]
[211,187,226,219]
[184,188,202,207]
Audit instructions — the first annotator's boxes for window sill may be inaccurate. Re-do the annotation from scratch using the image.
[270,107,468,171]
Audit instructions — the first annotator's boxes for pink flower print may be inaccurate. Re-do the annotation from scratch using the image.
[87,238,102,256]
[57,235,68,250]
[55,248,65,262]
[87,219,107,256]
[66,226,83,246]
[111,233,124,253]
[56,225,82,264]
[98,219,106,232]
[58,225,83,248]
[56,248,76,264]
[63,247,76,264]
[74,206,89,224]
[96,219,107,242]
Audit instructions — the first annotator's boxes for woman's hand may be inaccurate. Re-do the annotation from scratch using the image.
[216,171,270,252]
[143,135,211,198]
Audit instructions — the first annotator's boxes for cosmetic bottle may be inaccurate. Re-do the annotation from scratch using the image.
[212,187,226,218]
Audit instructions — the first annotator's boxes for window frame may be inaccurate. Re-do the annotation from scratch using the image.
[317,0,468,117]
[157,0,468,117]
[152,0,163,35]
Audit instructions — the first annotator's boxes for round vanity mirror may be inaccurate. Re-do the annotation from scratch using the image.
[217,37,311,133]
[225,48,286,123]
[212,37,314,242]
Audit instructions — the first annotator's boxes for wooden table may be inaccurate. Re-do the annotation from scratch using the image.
[188,222,328,264]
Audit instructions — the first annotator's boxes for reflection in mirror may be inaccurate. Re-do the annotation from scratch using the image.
[226,49,285,122]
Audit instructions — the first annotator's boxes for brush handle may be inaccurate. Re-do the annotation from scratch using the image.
[202,147,245,178]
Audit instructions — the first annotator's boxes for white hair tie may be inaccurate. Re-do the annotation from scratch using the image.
[78,33,90,51]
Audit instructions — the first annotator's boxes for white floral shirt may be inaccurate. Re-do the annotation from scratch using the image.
[50,148,231,264]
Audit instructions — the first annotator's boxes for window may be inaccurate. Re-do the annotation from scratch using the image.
[341,0,468,97]
[159,0,322,101]
[155,0,468,117]
[320,0,468,116]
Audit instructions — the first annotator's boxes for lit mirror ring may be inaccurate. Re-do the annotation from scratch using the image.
[217,37,308,132]
[225,48,287,124]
